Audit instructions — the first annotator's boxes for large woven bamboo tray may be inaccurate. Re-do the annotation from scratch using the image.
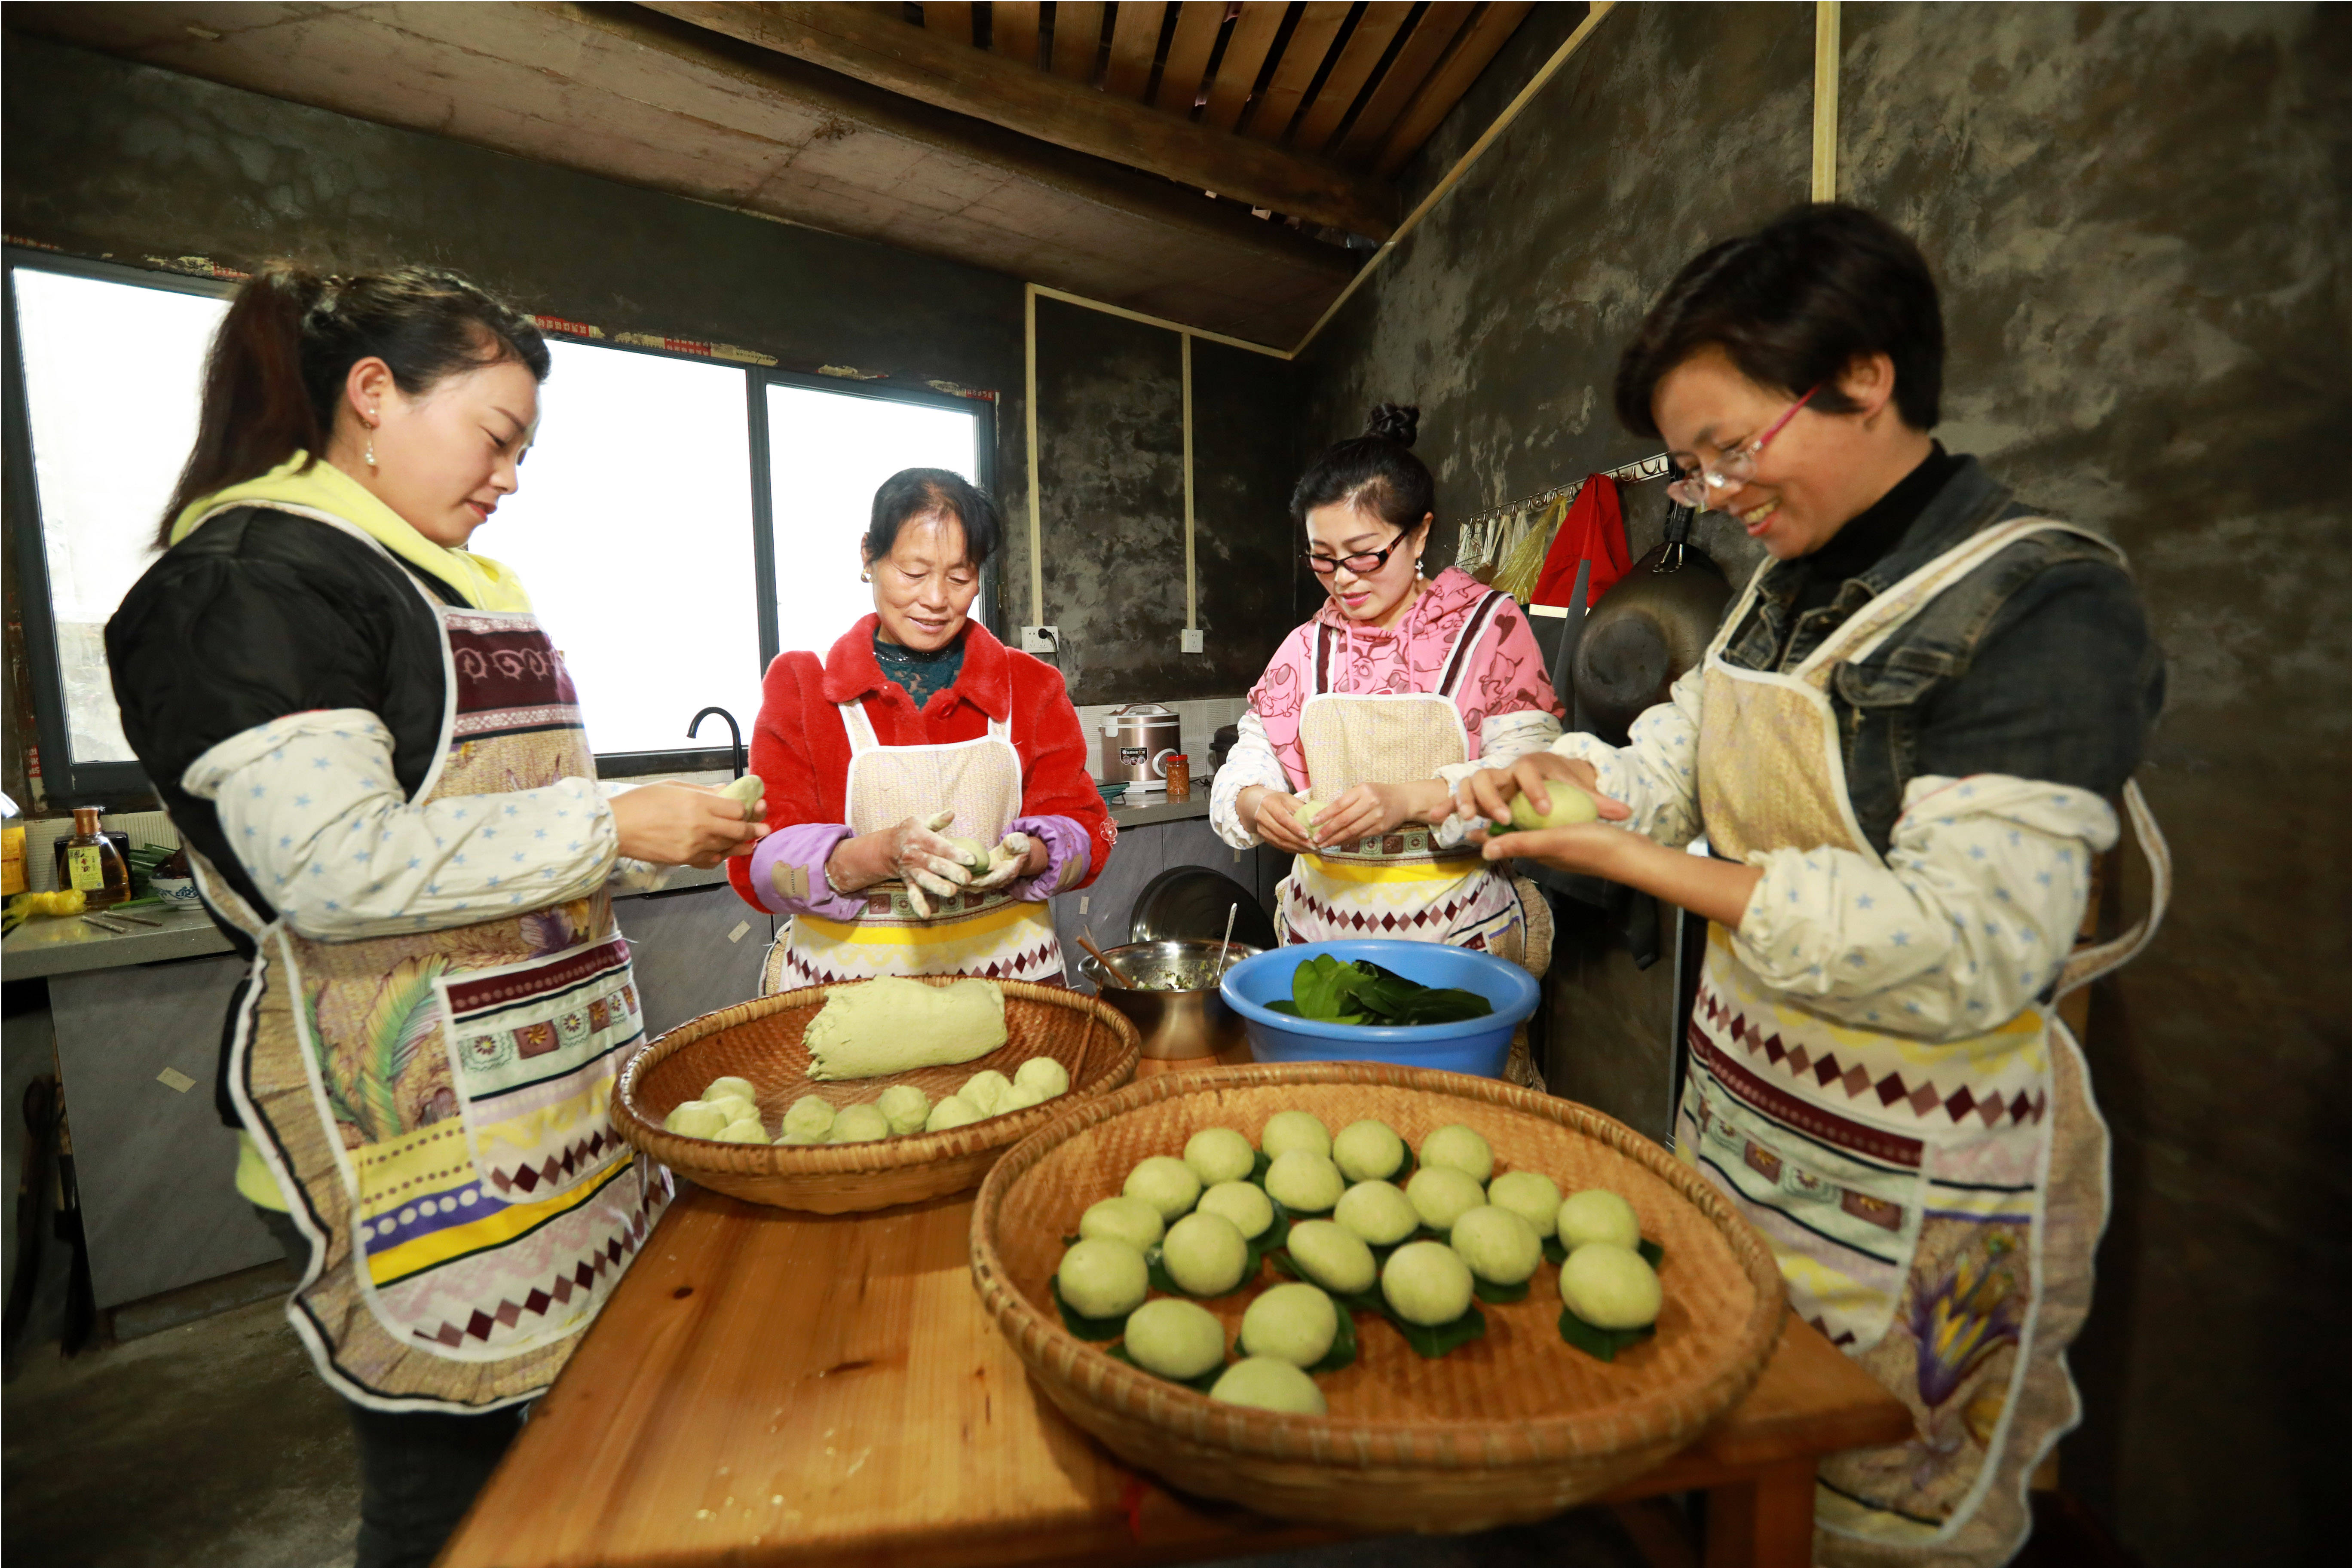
[614,978,1139,1213]
[970,1063,1784,1532]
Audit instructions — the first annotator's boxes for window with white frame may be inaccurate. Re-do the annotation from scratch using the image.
[8,256,995,799]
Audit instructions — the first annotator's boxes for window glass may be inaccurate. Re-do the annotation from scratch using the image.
[12,268,227,763]
[486,341,761,756]
[764,384,981,658]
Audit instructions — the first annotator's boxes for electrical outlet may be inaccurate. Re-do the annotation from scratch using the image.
[1020,625,1059,654]
[1180,628,1205,654]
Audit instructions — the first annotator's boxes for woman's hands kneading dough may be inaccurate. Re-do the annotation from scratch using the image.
[610,783,765,868]
[820,809,972,917]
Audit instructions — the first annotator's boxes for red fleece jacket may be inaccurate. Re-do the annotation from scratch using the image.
[726,616,1112,909]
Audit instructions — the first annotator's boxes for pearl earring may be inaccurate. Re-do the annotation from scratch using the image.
[364,417,377,472]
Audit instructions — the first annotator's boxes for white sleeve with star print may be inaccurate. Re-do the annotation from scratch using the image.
[1547,663,1707,848]
[181,709,620,941]
[1728,774,2119,1039]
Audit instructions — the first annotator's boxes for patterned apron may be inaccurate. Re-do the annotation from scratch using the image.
[1277,590,1553,1084]
[217,558,669,1413]
[1681,518,2170,1565]
[766,700,1064,990]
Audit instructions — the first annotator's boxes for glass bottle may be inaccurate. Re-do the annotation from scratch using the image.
[54,806,129,909]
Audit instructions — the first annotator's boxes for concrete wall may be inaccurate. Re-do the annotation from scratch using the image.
[0,31,1294,744]
[1295,4,2346,1562]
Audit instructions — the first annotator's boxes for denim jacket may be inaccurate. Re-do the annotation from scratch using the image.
[1715,457,2165,855]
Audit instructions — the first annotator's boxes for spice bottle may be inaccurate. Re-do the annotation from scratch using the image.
[54,807,129,909]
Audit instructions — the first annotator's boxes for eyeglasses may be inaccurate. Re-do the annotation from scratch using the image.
[1664,383,1822,510]
[1304,531,1410,576]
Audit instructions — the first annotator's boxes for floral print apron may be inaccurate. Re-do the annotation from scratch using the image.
[1685,518,2169,1565]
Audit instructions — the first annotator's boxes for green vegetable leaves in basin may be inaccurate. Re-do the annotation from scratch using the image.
[1277,955,1494,1027]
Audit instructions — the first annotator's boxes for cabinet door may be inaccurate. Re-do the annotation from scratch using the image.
[614,885,776,1039]
[48,955,282,1308]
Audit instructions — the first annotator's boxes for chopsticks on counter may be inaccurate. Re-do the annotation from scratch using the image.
[82,909,165,932]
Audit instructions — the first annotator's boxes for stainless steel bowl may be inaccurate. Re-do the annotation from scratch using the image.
[1077,939,1262,1060]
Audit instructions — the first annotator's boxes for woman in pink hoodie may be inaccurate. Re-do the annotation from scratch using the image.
[1210,404,1565,1082]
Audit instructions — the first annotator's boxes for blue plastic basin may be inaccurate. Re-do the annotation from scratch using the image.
[1218,940,1539,1079]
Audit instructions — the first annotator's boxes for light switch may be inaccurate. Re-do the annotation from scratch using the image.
[1181,628,1205,654]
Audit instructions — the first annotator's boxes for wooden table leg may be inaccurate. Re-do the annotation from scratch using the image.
[1703,1458,1817,1568]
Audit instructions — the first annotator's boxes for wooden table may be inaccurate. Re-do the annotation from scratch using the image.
[441,1159,1908,1568]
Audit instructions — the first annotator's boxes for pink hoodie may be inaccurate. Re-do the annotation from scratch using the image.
[1246,567,1562,793]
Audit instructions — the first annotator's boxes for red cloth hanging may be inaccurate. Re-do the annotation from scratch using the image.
[1531,475,1631,609]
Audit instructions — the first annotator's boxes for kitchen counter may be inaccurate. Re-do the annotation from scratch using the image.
[1103,790,1211,828]
[0,863,735,981]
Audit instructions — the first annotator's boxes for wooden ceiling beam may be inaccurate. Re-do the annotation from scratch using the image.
[1288,1,1412,154]
[1374,1,1536,175]
[1244,1,1351,144]
[1152,0,1225,113]
[644,2,1400,236]
[1104,2,1166,100]
[922,2,974,48]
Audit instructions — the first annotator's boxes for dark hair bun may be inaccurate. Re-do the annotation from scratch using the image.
[1364,402,1420,448]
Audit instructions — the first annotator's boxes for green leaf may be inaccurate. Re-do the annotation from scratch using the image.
[1266,1000,1302,1015]
[1108,1342,1226,1394]
[1542,1235,1569,1266]
[1239,1206,1291,1281]
[1378,1302,1489,1359]
[1249,1148,1274,1184]
[1048,1275,1130,1342]
[1304,1300,1359,1374]
[1471,1274,1531,1305]
[1556,1306,1657,1362]
[1268,1249,1383,1315]
[1639,1237,1666,1269]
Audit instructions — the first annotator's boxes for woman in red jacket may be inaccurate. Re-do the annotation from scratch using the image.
[728,469,1110,987]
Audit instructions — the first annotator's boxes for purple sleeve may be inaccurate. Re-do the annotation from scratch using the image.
[1007,815,1090,903]
[748,823,866,919]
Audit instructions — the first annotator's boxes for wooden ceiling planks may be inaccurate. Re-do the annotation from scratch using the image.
[991,1,1041,67]
[1152,1,1225,113]
[1103,2,1167,100]
[923,1,975,48]
[1330,3,1473,164]
[1048,1,1106,83]
[1373,1,1537,175]
[1199,3,1288,135]
[1242,1,1352,144]
[1287,1,1414,155]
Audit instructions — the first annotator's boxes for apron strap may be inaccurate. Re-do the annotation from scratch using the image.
[1801,518,2122,676]
[836,699,879,757]
[2057,778,2171,997]
[986,715,1009,744]
[1436,590,1510,700]
[1313,623,1336,695]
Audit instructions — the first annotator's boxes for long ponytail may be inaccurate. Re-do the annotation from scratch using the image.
[157,263,550,546]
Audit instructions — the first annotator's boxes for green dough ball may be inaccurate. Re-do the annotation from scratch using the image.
[1184,1127,1257,1187]
[1507,784,1600,830]
[781,1095,836,1142]
[876,1084,931,1135]
[1557,1189,1642,1253]
[1162,1211,1249,1296]
[1124,1155,1204,1221]
[1558,1241,1662,1329]
[703,1075,759,1106]
[706,1093,760,1128]
[1265,1151,1344,1214]
[1486,1171,1562,1237]
[1079,1195,1165,1250]
[1002,1083,1047,1112]
[1333,1180,1418,1246]
[1210,1356,1327,1415]
[715,1116,769,1145]
[1014,1057,1070,1099]
[1260,1110,1332,1161]
[1058,1237,1148,1319]
[1123,1298,1226,1380]
[961,1070,1014,1116]
[1419,1124,1494,1183]
[1450,1205,1541,1285]
[717,772,766,808]
[1284,1220,1376,1296]
[663,1100,729,1139]
[1381,1240,1475,1326]
[1332,1119,1406,1182]
[827,1103,891,1144]
[1240,1282,1338,1368]
[925,1095,983,1133]
[1197,1179,1274,1240]
[1405,1167,1486,1231]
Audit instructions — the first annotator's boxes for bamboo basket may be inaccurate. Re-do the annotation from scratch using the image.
[970,1063,1785,1532]
[614,978,1139,1213]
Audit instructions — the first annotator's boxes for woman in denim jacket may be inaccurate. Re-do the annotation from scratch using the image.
[1462,205,2168,1568]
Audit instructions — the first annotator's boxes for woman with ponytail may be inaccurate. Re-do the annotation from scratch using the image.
[1209,404,1565,1087]
[106,264,763,1567]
